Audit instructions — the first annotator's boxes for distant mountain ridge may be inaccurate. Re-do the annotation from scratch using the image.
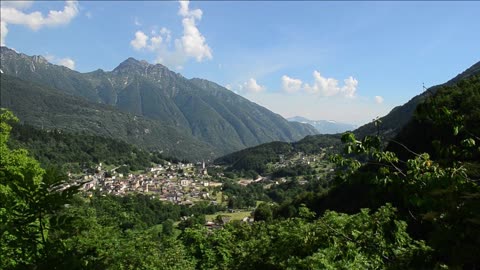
[288,116,356,134]
[0,46,317,159]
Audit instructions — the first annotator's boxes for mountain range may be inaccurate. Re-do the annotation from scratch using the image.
[288,116,356,134]
[0,46,317,160]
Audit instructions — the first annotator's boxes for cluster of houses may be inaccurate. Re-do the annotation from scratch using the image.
[78,161,223,205]
[274,151,331,169]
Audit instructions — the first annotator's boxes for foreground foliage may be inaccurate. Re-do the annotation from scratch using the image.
[0,109,430,270]
[183,204,430,270]
[1,74,479,269]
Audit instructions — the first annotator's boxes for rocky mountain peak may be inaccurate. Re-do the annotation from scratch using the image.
[112,57,175,82]
[113,57,150,71]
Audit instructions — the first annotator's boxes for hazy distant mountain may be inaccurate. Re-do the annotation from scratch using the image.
[288,116,356,134]
[0,46,317,159]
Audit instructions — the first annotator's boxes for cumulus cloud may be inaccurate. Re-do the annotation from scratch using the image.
[149,35,163,50]
[129,0,212,70]
[304,71,340,96]
[374,96,384,104]
[282,71,358,98]
[0,1,79,45]
[45,54,76,70]
[130,31,149,50]
[178,0,202,19]
[341,76,358,98]
[281,75,303,93]
[160,27,172,43]
[238,78,265,93]
[178,3,212,62]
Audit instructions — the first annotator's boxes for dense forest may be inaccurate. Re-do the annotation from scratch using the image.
[7,123,188,173]
[0,73,216,161]
[1,73,479,269]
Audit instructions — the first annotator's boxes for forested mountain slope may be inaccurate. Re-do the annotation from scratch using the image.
[0,46,317,156]
[214,134,342,173]
[8,123,171,172]
[0,74,215,160]
[354,60,480,138]
[387,74,480,177]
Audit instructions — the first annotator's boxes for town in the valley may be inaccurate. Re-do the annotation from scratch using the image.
[70,150,334,207]
[75,161,225,205]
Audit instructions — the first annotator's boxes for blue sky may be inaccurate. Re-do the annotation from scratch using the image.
[1,1,479,125]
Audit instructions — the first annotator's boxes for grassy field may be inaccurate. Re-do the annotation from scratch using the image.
[215,191,224,204]
[205,210,252,222]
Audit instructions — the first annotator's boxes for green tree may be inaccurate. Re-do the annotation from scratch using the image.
[253,202,274,222]
[0,109,81,269]
[162,219,175,236]
[331,129,480,267]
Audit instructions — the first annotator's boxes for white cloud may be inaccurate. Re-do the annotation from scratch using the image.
[160,27,171,43]
[0,1,79,45]
[178,1,190,17]
[45,54,76,70]
[129,0,212,70]
[283,71,358,98]
[57,57,75,69]
[179,15,212,61]
[305,71,342,96]
[239,78,265,93]
[1,21,8,46]
[281,75,303,93]
[149,35,163,50]
[341,76,358,98]
[178,0,202,19]
[130,31,149,50]
[374,95,384,104]
[225,84,232,90]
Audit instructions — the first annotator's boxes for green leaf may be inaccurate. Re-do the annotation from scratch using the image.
[453,126,459,136]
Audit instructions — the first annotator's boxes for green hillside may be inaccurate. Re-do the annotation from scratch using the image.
[0,74,216,161]
[354,60,480,139]
[215,134,342,173]
[8,123,172,172]
[387,74,480,177]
